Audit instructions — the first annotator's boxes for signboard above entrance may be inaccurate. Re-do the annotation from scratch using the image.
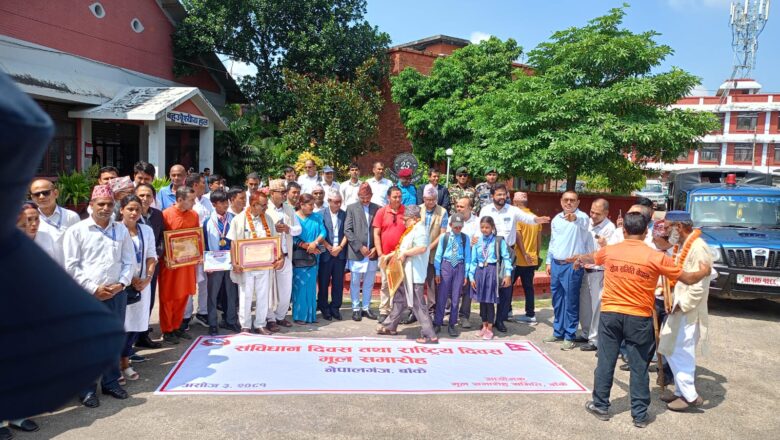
[166,111,209,127]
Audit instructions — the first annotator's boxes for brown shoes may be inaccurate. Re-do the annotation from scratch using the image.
[667,396,704,411]
[276,319,293,328]
[255,327,273,335]
[659,390,678,403]
[266,321,281,333]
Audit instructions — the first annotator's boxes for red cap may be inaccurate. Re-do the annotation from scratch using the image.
[398,168,412,178]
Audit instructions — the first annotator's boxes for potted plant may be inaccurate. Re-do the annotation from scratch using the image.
[57,169,94,216]
[152,176,171,193]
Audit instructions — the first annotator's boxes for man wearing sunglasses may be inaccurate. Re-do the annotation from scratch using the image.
[29,178,80,265]
[448,167,476,215]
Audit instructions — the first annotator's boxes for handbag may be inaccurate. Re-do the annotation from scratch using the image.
[292,248,317,268]
[125,228,146,305]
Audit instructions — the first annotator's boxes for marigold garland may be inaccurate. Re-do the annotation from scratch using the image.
[669,228,702,288]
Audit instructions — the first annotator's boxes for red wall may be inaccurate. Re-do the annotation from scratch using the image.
[0,0,220,93]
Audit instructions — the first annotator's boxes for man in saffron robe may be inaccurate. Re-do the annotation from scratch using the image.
[159,186,199,344]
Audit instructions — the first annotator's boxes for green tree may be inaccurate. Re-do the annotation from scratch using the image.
[174,0,390,122]
[391,37,522,166]
[279,58,383,168]
[468,6,718,190]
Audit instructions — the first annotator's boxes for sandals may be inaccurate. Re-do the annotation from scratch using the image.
[122,367,140,381]
[376,326,398,336]
[416,337,439,344]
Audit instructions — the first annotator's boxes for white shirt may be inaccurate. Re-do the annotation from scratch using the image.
[193,195,214,224]
[366,177,392,207]
[340,179,361,208]
[478,203,536,246]
[267,200,302,254]
[34,230,59,263]
[328,209,341,244]
[586,218,616,270]
[63,217,135,294]
[37,205,80,264]
[297,173,321,194]
[321,180,340,209]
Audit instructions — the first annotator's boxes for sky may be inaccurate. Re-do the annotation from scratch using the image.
[364,0,780,95]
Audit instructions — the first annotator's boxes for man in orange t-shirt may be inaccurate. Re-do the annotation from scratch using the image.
[570,212,710,428]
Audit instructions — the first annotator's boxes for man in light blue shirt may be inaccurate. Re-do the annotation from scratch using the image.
[397,168,417,205]
[544,191,591,350]
[156,164,186,210]
[433,213,471,337]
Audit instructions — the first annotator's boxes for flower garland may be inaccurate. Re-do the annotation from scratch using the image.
[669,228,702,288]
[393,219,419,254]
[245,207,258,239]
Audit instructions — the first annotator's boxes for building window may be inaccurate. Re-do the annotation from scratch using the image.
[736,113,758,131]
[734,143,754,162]
[774,146,780,163]
[35,101,77,176]
[716,113,725,132]
[700,144,721,162]
[89,2,105,18]
[131,18,144,33]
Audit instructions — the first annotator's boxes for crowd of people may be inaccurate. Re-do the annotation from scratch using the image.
[6,158,714,437]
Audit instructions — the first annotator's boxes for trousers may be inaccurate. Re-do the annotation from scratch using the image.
[550,259,584,340]
[382,283,436,339]
[238,271,271,329]
[592,312,655,422]
[378,266,392,315]
[350,266,377,311]
[269,257,293,321]
[207,270,238,327]
[666,314,701,402]
[434,261,464,326]
[512,265,537,317]
[317,257,346,316]
[80,291,126,398]
[579,270,604,345]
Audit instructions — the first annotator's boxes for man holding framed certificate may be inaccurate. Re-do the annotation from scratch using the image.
[202,189,238,336]
[159,187,201,345]
[228,190,283,334]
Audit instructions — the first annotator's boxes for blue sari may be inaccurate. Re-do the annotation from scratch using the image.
[292,212,326,322]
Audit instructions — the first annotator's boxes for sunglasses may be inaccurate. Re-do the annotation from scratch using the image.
[31,189,53,198]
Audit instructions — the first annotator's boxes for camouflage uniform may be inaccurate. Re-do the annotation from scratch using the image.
[474,182,494,214]
[448,184,476,215]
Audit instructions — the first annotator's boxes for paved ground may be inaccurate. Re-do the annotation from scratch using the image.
[21,298,780,440]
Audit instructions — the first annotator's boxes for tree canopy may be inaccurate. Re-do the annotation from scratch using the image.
[392,6,719,191]
[174,0,390,122]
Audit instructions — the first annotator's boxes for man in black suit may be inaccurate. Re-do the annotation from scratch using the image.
[134,183,164,349]
[344,183,380,321]
[318,190,348,320]
[416,168,451,213]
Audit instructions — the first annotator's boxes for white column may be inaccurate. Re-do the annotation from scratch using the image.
[720,142,728,167]
[80,118,92,169]
[761,143,768,167]
[199,123,214,172]
[147,118,166,179]
[693,147,700,165]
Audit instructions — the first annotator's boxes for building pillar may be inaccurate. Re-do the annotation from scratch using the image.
[199,123,214,173]
[720,142,728,167]
[80,118,92,169]
[148,118,166,179]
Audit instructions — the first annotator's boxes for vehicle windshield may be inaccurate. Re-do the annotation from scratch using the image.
[689,194,780,228]
[641,183,663,193]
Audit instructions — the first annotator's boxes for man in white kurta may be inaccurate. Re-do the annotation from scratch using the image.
[658,211,712,411]
[184,173,214,328]
[267,179,302,331]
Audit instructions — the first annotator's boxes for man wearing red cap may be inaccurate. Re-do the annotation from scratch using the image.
[396,168,417,206]
[63,184,136,407]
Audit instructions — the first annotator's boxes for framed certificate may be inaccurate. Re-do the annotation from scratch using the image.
[232,237,281,271]
[204,250,232,272]
[163,227,204,269]
[385,255,404,296]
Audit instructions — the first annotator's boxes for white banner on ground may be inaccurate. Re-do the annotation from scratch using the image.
[156,334,588,395]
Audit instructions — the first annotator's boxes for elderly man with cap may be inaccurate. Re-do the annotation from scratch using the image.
[29,178,80,265]
[344,182,380,321]
[474,168,499,214]
[312,184,327,213]
[266,179,302,331]
[448,167,475,215]
[63,184,136,407]
[658,210,712,412]
[396,168,417,206]
[416,169,451,213]
[376,205,438,343]
[433,212,471,337]
[317,189,348,320]
[512,191,543,325]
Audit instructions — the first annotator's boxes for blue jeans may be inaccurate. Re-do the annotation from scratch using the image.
[512,265,536,317]
[550,259,583,340]
[592,312,655,422]
[80,291,126,397]
[350,267,377,311]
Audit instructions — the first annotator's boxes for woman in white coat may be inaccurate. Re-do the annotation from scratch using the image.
[119,195,157,382]
[18,201,57,261]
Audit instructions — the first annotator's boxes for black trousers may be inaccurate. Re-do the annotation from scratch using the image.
[512,265,537,317]
[592,311,655,422]
[479,302,496,323]
[317,257,346,316]
[207,271,238,327]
